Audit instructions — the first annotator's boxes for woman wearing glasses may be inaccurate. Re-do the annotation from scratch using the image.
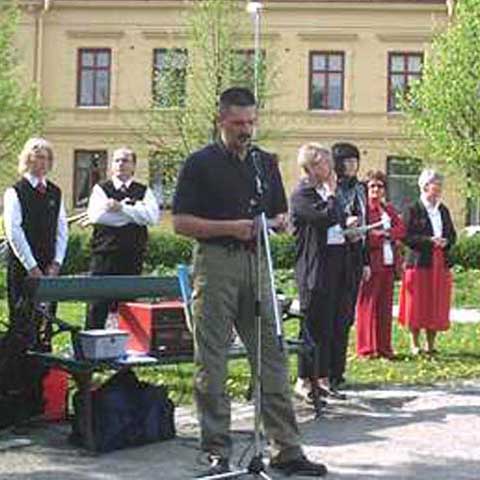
[356,170,405,359]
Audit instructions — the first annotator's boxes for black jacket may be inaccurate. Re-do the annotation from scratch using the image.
[403,200,457,268]
[290,178,346,308]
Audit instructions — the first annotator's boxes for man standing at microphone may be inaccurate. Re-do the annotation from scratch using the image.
[173,87,327,477]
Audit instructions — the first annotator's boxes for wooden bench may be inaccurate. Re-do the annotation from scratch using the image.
[24,275,301,451]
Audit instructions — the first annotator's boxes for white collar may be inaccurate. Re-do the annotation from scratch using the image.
[420,194,440,214]
[24,172,46,188]
[112,176,133,190]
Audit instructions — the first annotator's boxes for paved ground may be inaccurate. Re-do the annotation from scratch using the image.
[0,380,479,480]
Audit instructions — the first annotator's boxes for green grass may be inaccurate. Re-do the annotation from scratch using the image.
[1,267,480,405]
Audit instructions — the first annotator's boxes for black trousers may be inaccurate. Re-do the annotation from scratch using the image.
[329,243,364,384]
[7,256,56,350]
[298,245,347,379]
[86,251,143,330]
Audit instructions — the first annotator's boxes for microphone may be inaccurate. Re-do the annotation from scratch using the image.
[248,144,266,198]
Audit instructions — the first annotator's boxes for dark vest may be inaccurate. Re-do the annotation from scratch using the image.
[7,178,61,270]
[91,180,148,255]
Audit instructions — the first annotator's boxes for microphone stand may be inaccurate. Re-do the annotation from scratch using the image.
[197,148,281,480]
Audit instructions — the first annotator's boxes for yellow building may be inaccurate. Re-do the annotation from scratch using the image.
[18,0,469,223]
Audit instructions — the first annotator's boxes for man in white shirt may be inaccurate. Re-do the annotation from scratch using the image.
[86,147,160,329]
[3,137,68,325]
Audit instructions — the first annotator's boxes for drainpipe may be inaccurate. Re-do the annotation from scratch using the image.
[35,0,52,90]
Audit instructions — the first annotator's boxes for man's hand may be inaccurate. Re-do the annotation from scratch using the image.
[28,266,43,278]
[46,262,61,277]
[362,266,372,282]
[231,219,255,241]
[106,199,122,212]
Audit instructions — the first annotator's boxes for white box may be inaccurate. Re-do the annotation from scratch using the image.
[78,329,129,360]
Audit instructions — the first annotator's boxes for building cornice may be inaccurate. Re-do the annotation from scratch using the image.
[376,30,434,42]
[297,31,359,42]
[66,29,125,39]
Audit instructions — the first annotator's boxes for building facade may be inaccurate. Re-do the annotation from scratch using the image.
[17,0,468,223]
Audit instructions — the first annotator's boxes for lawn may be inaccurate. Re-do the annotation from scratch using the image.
[1,268,479,405]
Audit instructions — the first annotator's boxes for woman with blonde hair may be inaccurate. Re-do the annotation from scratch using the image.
[3,137,68,323]
[398,169,456,355]
[290,142,351,402]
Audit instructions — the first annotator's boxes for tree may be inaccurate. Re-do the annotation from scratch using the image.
[144,0,279,205]
[401,0,480,198]
[0,0,46,193]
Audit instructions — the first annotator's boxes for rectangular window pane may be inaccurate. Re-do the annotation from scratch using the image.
[96,51,110,68]
[311,73,326,109]
[81,51,94,67]
[80,70,94,105]
[312,54,326,71]
[329,54,343,71]
[408,55,422,73]
[328,73,342,110]
[390,55,405,73]
[95,70,110,105]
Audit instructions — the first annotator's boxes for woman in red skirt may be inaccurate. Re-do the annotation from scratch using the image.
[398,169,457,355]
[356,171,406,359]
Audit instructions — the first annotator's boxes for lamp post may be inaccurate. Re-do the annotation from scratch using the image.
[246,1,263,103]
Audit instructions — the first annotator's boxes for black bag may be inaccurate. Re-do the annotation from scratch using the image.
[0,330,46,429]
[71,370,175,452]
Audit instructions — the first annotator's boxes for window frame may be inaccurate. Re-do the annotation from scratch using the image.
[386,156,423,212]
[152,47,188,107]
[387,51,423,112]
[77,48,112,107]
[308,51,345,111]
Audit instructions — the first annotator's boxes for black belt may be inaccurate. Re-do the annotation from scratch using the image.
[202,240,255,251]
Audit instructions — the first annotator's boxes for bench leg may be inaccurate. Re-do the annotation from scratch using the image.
[72,371,96,452]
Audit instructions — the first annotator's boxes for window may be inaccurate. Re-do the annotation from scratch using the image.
[77,49,111,107]
[388,52,423,112]
[232,49,267,103]
[386,156,422,212]
[153,49,188,107]
[73,150,108,208]
[309,52,344,110]
[466,197,480,226]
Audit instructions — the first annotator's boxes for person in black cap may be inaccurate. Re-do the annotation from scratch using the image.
[330,142,371,389]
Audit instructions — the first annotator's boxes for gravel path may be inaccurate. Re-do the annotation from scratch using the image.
[0,381,479,479]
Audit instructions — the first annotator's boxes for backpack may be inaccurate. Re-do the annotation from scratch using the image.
[71,369,175,452]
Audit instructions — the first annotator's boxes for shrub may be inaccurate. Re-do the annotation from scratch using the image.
[450,234,480,270]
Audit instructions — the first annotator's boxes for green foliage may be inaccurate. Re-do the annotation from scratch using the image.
[143,230,194,272]
[450,233,480,269]
[401,0,480,198]
[0,0,47,192]
[145,0,281,205]
[270,233,296,269]
[61,229,92,274]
